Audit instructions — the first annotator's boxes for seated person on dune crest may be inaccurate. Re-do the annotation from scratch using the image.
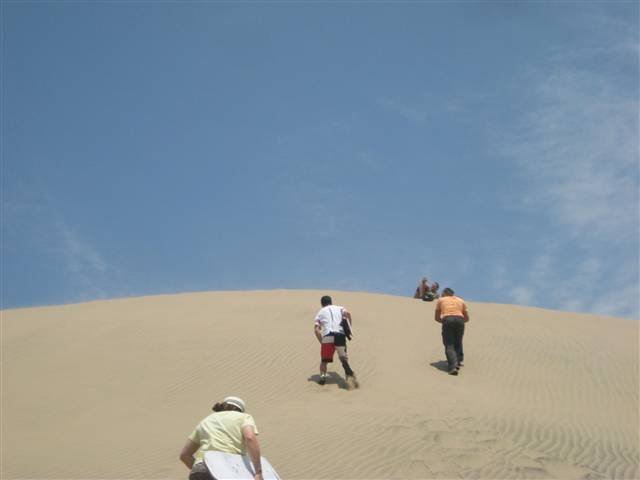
[427,282,440,300]
[414,277,430,299]
[414,278,439,301]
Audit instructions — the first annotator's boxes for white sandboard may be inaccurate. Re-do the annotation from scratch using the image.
[204,451,280,480]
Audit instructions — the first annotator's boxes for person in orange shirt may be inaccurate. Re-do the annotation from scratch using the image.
[434,288,469,375]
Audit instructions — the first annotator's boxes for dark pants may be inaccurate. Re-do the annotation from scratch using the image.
[189,462,213,480]
[441,316,465,370]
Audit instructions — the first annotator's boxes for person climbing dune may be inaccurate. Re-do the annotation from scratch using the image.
[179,396,263,480]
[314,295,358,389]
[434,288,469,375]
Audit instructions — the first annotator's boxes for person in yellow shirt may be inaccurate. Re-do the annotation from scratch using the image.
[434,288,470,375]
[179,396,263,480]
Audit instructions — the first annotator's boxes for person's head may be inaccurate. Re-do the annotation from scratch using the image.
[442,287,454,297]
[321,295,332,307]
[421,277,428,285]
[212,396,246,413]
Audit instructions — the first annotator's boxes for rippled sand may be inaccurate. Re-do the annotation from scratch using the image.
[2,291,638,479]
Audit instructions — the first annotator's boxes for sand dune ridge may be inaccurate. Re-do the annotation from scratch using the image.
[2,290,638,479]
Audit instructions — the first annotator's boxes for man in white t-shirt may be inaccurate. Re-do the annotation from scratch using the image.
[314,295,358,389]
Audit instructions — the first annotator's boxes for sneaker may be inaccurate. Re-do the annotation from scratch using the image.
[457,361,464,368]
[318,374,327,385]
[448,368,459,376]
[346,375,359,390]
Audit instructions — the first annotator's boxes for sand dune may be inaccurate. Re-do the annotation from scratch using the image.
[2,290,638,479]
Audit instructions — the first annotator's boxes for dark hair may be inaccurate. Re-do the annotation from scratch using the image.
[442,287,454,296]
[212,402,242,413]
[321,295,332,307]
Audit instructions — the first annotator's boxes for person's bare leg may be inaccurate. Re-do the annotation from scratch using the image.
[338,349,358,389]
[319,361,328,384]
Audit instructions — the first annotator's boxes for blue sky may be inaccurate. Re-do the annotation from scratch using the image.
[2,2,638,319]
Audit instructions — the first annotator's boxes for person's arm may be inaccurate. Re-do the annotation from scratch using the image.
[434,302,442,323]
[179,439,199,469]
[314,324,323,343]
[341,308,353,339]
[242,425,263,480]
[463,303,470,323]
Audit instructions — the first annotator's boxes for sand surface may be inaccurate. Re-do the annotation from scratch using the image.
[2,290,638,479]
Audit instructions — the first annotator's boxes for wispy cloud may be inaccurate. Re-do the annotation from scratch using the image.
[377,92,494,126]
[377,97,428,124]
[509,286,534,306]
[55,222,107,274]
[3,187,119,305]
[494,12,639,318]
[503,69,637,241]
[53,221,112,300]
[489,249,638,319]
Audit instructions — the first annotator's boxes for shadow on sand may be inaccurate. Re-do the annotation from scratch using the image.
[307,372,348,389]
[430,360,451,373]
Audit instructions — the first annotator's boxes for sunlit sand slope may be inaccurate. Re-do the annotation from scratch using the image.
[2,291,638,479]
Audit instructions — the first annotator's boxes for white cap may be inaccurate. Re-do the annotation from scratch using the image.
[223,396,246,412]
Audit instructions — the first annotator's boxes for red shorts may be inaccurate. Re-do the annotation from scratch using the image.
[320,333,347,362]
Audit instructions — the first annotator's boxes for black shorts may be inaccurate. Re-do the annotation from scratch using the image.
[320,333,347,362]
[189,462,213,480]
